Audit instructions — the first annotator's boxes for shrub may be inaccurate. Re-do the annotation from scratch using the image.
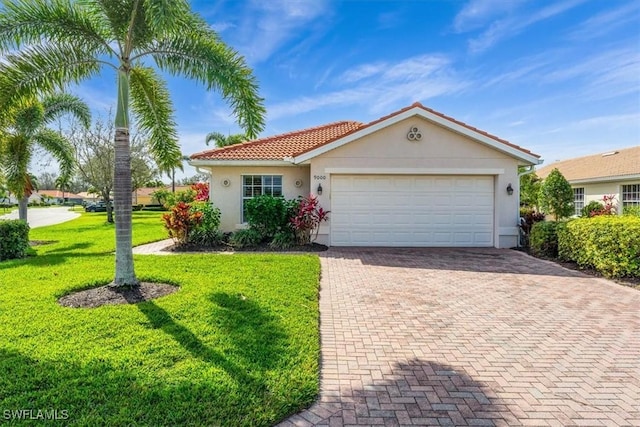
[188,202,222,247]
[245,195,297,239]
[530,221,565,258]
[623,205,640,217]
[190,228,226,247]
[162,202,203,245]
[290,194,330,245]
[0,220,30,261]
[581,200,604,217]
[191,182,209,202]
[230,228,263,248]
[588,195,617,217]
[539,169,574,220]
[270,229,296,249]
[558,216,640,278]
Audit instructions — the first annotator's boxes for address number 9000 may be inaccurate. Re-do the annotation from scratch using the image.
[313,175,326,180]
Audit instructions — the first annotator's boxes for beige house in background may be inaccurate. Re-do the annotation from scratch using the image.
[189,103,542,248]
[537,146,640,215]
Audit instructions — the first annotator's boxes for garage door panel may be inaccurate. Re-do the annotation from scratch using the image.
[331,175,494,247]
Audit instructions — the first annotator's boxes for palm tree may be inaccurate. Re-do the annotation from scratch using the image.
[0,94,90,221]
[0,1,265,287]
[205,132,247,148]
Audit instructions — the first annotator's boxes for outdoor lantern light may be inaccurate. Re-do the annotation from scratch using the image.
[317,184,323,195]
[506,183,514,195]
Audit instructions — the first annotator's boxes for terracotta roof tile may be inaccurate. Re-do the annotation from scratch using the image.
[37,190,82,199]
[190,121,363,161]
[537,146,640,181]
[190,102,539,162]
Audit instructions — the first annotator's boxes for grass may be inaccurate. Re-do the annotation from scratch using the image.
[0,212,320,426]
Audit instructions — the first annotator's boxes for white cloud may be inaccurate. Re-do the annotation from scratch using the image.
[210,22,235,33]
[567,2,640,40]
[453,0,523,33]
[339,63,387,84]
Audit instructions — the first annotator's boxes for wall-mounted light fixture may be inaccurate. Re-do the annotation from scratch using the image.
[317,184,323,195]
[506,183,514,196]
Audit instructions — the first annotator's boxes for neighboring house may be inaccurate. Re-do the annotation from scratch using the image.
[537,146,640,215]
[76,191,99,204]
[133,185,191,205]
[189,102,542,248]
[36,190,83,205]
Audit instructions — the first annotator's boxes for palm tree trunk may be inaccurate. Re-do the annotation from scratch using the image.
[18,196,28,221]
[113,127,137,286]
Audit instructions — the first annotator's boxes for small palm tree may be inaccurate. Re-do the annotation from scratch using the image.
[0,1,265,286]
[205,132,247,148]
[0,94,90,221]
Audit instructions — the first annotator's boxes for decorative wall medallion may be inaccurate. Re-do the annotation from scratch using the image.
[294,179,303,188]
[407,126,422,141]
[221,178,231,187]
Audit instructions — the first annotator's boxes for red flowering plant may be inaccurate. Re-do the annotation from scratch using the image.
[191,182,209,202]
[590,195,617,217]
[162,202,203,245]
[290,194,330,245]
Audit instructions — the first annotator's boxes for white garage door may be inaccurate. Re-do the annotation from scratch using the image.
[331,175,494,247]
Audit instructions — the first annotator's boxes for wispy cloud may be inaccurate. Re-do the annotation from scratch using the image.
[210,22,235,33]
[453,0,523,33]
[465,0,587,53]
[567,1,640,40]
[268,54,467,120]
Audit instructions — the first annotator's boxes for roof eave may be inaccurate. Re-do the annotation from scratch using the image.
[568,174,640,184]
[189,159,296,167]
[291,106,541,165]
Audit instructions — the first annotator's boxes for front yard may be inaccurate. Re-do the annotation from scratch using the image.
[0,212,320,426]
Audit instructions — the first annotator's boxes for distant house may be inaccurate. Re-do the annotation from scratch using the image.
[36,190,84,205]
[132,185,191,205]
[76,191,100,204]
[536,146,640,215]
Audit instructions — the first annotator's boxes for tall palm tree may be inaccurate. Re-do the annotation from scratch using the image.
[0,94,90,221]
[205,132,247,148]
[0,0,266,287]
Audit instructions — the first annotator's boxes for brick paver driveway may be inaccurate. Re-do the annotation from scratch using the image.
[280,248,640,427]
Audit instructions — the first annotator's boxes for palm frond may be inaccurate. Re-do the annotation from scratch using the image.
[32,129,76,182]
[0,43,104,109]
[0,0,114,54]
[129,65,181,170]
[0,135,31,198]
[42,93,92,129]
[205,131,225,146]
[143,0,190,34]
[149,28,266,139]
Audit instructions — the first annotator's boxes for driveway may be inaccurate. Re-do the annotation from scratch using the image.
[0,206,80,228]
[280,248,640,426]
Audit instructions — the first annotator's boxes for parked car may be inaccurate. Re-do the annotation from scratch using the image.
[85,201,107,212]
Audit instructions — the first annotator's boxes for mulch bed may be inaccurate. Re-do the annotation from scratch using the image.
[59,282,179,308]
[164,242,328,253]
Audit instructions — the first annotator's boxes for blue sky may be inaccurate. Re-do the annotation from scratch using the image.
[74,0,639,180]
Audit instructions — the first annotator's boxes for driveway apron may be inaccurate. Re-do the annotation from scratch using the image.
[279,248,640,427]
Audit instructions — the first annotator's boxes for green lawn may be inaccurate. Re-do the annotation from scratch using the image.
[0,212,320,426]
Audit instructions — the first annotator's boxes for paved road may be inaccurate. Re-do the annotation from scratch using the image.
[280,247,640,427]
[0,206,81,228]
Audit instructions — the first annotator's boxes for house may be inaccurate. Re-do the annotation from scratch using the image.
[189,102,542,248]
[536,146,640,215]
[37,190,83,205]
[132,185,192,205]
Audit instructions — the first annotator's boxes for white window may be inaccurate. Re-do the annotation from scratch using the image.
[241,175,283,222]
[573,187,584,216]
[622,184,640,207]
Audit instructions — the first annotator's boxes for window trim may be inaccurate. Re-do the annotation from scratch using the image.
[241,174,283,223]
[573,187,584,216]
[621,183,640,207]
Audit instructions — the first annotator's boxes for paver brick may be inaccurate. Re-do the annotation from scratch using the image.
[277,248,640,426]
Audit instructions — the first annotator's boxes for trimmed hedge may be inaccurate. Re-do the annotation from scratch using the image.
[0,220,30,261]
[530,221,565,258]
[558,216,640,278]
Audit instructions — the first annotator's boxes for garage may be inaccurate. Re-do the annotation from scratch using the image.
[330,175,494,247]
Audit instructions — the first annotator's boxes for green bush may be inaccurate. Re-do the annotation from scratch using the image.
[230,228,263,248]
[530,221,565,258]
[0,220,30,261]
[270,229,296,249]
[581,200,604,217]
[188,202,223,247]
[558,216,640,278]
[245,195,298,239]
[623,205,640,217]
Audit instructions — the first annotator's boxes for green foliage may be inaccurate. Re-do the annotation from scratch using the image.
[290,194,330,245]
[270,229,296,250]
[230,228,263,248]
[581,200,604,217]
[245,195,298,240]
[519,168,541,209]
[188,202,222,247]
[162,202,203,245]
[558,216,640,278]
[539,168,574,220]
[0,219,30,261]
[0,213,320,426]
[623,205,640,217]
[530,221,565,258]
[205,132,247,147]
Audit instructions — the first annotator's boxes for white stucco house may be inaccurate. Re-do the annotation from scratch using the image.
[537,146,639,216]
[189,103,542,248]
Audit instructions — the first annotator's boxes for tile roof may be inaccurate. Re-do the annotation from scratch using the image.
[536,146,640,182]
[190,121,364,161]
[37,190,82,199]
[190,102,540,162]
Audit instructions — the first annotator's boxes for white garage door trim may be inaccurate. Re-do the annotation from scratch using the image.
[330,174,494,247]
